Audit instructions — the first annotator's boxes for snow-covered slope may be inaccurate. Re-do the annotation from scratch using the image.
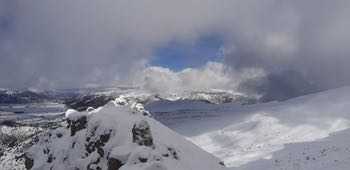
[238,129,350,170]
[149,86,350,169]
[21,101,226,170]
[3,86,350,170]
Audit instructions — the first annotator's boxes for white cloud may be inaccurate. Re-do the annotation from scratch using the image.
[131,62,265,95]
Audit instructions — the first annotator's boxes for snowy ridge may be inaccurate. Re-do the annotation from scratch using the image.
[23,100,226,170]
[116,89,257,106]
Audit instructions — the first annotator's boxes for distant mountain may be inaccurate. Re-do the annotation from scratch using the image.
[0,74,319,112]
[64,94,115,112]
[0,89,52,104]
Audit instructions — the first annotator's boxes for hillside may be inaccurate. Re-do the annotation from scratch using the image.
[3,100,226,170]
[151,87,350,169]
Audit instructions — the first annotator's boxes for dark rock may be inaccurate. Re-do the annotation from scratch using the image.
[47,154,54,163]
[56,133,63,138]
[85,129,112,157]
[8,140,17,147]
[100,133,110,143]
[43,148,50,155]
[87,157,101,170]
[67,116,87,136]
[107,158,123,170]
[0,120,18,127]
[132,120,153,147]
[219,161,225,166]
[24,154,34,170]
[97,148,104,157]
[138,157,148,163]
[167,147,179,160]
[64,95,114,112]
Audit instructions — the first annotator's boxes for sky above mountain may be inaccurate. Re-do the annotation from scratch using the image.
[0,0,350,90]
[151,34,224,71]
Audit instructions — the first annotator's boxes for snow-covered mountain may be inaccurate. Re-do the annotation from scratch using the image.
[0,89,52,104]
[2,86,350,170]
[1,100,226,170]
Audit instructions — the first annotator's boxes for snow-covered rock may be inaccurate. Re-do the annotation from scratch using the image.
[23,101,226,170]
[0,125,44,170]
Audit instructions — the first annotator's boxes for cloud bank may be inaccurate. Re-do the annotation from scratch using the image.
[0,0,349,90]
[132,62,265,95]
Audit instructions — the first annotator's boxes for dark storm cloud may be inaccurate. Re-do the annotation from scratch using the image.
[0,0,349,89]
[221,0,350,88]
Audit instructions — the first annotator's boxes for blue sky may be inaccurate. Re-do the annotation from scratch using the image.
[151,34,224,71]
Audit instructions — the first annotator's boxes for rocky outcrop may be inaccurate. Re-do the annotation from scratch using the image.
[64,95,115,112]
[24,154,34,170]
[21,100,227,170]
[107,157,123,170]
[67,115,87,136]
[132,120,153,147]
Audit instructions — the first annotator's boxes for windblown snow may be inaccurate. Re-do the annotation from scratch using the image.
[152,87,350,169]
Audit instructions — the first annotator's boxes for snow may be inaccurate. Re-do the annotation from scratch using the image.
[64,109,87,121]
[0,125,44,170]
[2,86,350,170]
[25,100,226,170]
[237,129,350,170]
[149,86,350,169]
